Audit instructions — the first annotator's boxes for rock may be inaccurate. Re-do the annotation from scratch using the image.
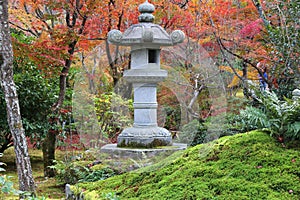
[65,184,74,200]
[292,89,300,100]
[65,183,85,200]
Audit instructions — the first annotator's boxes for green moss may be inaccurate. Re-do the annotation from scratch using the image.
[90,164,106,171]
[84,190,100,199]
[75,131,300,199]
[117,139,170,148]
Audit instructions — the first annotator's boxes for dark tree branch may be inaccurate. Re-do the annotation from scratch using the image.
[8,22,39,37]
[251,0,270,27]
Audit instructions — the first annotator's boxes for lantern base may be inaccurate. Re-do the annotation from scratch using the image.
[117,126,172,148]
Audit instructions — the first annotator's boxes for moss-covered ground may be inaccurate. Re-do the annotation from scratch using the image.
[74,131,300,200]
[1,131,300,199]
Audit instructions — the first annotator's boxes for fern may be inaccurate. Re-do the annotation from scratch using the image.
[241,91,300,140]
[239,106,270,130]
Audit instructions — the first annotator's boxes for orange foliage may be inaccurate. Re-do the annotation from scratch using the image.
[9,0,270,88]
[220,65,260,88]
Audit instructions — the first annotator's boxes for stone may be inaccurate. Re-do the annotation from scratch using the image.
[101,143,187,160]
[65,184,84,200]
[105,0,185,148]
[292,89,300,100]
[117,126,172,148]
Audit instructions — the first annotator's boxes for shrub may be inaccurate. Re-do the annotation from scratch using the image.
[79,167,116,183]
[94,92,133,143]
[257,91,300,140]
[51,158,118,185]
[178,119,207,146]
[50,160,90,184]
[239,106,270,131]
[233,91,300,141]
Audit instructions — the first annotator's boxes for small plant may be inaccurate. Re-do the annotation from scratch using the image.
[220,113,248,135]
[26,196,47,200]
[178,119,207,146]
[0,153,22,196]
[239,106,269,131]
[50,160,90,184]
[79,167,116,183]
[258,91,300,140]
[95,92,133,143]
[51,155,118,185]
[102,192,120,200]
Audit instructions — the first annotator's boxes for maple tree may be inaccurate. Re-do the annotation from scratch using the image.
[9,0,109,177]
[200,0,268,93]
[187,0,298,96]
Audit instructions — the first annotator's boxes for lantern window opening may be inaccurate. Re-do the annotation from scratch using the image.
[148,49,159,64]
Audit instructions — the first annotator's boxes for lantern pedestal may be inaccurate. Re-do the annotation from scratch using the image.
[117,126,172,148]
[117,66,172,147]
[101,143,187,160]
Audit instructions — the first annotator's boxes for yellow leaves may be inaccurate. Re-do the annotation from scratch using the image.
[191,0,199,5]
[220,65,259,88]
[37,31,49,42]
[9,8,35,28]
[228,73,242,88]
[219,66,234,73]
[198,36,211,45]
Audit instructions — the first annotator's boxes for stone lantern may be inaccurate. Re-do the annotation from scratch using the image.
[107,0,185,148]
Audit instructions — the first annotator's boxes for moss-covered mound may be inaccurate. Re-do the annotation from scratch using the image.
[74,131,300,199]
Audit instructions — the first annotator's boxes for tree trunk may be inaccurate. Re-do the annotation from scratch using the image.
[42,13,88,177]
[242,62,250,98]
[251,0,270,27]
[42,41,76,178]
[0,0,35,194]
[42,128,56,177]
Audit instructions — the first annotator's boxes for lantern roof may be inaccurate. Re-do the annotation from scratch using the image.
[107,0,185,47]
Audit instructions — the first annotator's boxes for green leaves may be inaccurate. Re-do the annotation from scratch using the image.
[0,154,21,196]
[240,106,270,130]
[237,91,300,141]
[179,119,208,146]
[14,61,57,136]
[0,176,14,194]
[263,1,300,97]
[51,158,117,185]
[94,92,133,142]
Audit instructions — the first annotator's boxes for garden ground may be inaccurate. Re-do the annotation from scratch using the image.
[1,148,72,199]
[1,130,300,199]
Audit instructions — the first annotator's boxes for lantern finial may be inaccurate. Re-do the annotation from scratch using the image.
[138,0,155,23]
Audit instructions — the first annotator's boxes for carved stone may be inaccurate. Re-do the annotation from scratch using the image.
[107,29,122,44]
[105,0,185,148]
[118,127,172,148]
[138,0,155,23]
[171,30,185,44]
